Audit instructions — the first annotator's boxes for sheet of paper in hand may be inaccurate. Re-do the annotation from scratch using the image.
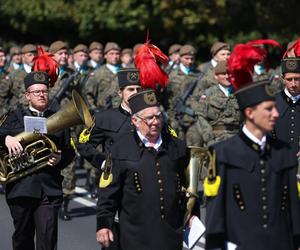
[183,216,205,249]
[24,116,47,134]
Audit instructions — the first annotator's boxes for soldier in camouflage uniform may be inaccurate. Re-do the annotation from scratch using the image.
[84,42,121,111]
[165,44,181,73]
[187,61,241,147]
[6,46,23,73]
[195,42,231,96]
[0,44,36,116]
[0,46,8,80]
[48,40,78,220]
[165,44,201,140]
[87,41,104,70]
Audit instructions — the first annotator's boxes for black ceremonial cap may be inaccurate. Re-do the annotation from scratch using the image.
[117,68,141,88]
[128,89,159,114]
[24,71,49,90]
[281,57,300,74]
[234,80,275,110]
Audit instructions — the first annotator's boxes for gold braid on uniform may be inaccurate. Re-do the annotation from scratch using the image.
[99,153,113,188]
[79,118,95,144]
[203,148,221,197]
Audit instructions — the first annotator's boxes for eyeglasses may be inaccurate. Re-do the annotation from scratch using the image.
[136,112,162,125]
[285,77,300,82]
[27,89,49,96]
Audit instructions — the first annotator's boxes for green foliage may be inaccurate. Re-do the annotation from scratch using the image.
[0,0,299,60]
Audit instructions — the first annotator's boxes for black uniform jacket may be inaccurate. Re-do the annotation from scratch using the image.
[206,132,300,250]
[77,106,133,169]
[273,91,300,154]
[0,107,74,199]
[97,130,189,250]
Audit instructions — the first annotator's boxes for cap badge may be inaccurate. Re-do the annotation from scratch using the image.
[127,71,139,83]
[286,60,298,71]
[33,72,46,82]
[144,92,157,105]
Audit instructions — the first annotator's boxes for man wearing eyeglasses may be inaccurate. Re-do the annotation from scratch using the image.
[272,58,300,156]
[96,89,191,250]
[0,71,74,250]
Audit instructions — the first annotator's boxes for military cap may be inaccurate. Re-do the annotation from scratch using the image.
[128,89,159,114]
[40,44,49,52]
[49,41,68,54]
[10,46,21,56]
[21,44,37,54]
[281,57,300,74]
[117,68,140,88]
[73,44,88,54]
[214,60,228,74]
[179,45,197,56]
[104,42,121,54]
[168,44,182,55]
[24,71,49,90]
[211,42,230,56]
[234,80,275,110]
[121,48,133,56]
[89,41,103,52]
[133,43,143,55]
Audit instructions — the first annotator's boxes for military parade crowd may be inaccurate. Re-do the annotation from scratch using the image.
[0,37,299,250]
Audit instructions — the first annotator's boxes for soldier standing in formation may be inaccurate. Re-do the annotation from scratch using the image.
[84,42,122,111]
[87,41,104,70]
[0,44,37,116]
[187,60,241,147]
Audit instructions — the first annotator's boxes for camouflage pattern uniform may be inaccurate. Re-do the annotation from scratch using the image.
[165,67,202,139]
[0,68,28,116]
[187,84,241,147]
[83,65,120,111]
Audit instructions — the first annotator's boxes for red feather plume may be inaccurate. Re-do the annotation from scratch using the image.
[283,38,300,58]
[32,46,59,88]
[134,32,169,89]
[228,39,282,89]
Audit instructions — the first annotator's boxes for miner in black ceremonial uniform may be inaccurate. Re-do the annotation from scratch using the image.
[77,68,142,250]
[205,77,300,249]
[77,68,142,169]
[96,89,191,250]
[273,57,300,155]
[0,71,74,250]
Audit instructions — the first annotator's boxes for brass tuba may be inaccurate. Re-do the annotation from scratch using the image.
[183,146,216,225]
[0,90,93,184]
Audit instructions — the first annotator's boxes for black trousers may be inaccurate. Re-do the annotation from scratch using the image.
[7,194,62,250]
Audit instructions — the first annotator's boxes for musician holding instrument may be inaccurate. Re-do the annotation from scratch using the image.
[0,71,75,249]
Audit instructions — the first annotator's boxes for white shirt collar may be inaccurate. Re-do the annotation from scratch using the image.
[218,84,231,97]
[90,60,98,68]
[179,63,190,75]
[29,105,44,117]
[211,59,218,67]
[284,88,300,103]
[136,130,162,151]
[242,125,266,150]
[74,61,81,71]
[106,63,118,74]
[13,62,22,70]
[120,103,131,114]
[23,63,32,73]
